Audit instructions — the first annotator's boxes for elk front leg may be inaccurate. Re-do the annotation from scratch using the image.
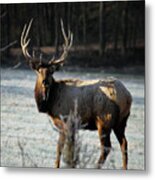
[52,117,67,168]
[55,131,66,168]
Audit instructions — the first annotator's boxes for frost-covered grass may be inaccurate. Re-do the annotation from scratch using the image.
[1,68,145,170]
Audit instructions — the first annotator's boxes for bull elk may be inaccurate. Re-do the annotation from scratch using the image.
[21,19,132,169]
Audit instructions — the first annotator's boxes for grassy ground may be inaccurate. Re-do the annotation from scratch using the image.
[1,68,144,169]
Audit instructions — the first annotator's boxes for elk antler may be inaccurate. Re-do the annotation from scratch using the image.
[21,19,45,70]
[21,19,34,64]
[21,19,73,70]
[49,19,73,65]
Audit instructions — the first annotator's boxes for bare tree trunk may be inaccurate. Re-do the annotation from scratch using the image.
[36,4,41,46]
[43,4,48,45]
[39,4,45,45]
[128,23,133,50]
[54,3,59,55]
[82,4,86,44]
[114,2,119,52]
[5,5,11,56]
[67,3,71,31]
[133,16,138,51]
[99,2,106,57]
[72,3,79,44]
[122,2,128,55]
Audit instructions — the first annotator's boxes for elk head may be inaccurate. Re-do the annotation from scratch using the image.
[21,19,73,112]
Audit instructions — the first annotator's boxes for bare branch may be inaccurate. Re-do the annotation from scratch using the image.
[0,11,7,19]
[17,138,26,167]
[0,40,17,52]
[12,62,21,69]
[17,138,38,167]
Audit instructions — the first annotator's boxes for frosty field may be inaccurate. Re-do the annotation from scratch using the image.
[1,68,145,170]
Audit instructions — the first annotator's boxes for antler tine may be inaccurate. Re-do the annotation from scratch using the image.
[68,32,73,49]
[21,19,33,60]
[49,19,73,65]
[21,24,26,46]
[61,19,73,52]
[60,19,69,47]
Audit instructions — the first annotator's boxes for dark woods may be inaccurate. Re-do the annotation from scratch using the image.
[0,1,145,68]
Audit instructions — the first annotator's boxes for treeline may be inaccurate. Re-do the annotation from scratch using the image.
[0,1,145,68]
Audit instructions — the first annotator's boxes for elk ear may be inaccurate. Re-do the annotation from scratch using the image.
[48,65,56,74]
[55,64,61,71]
[48,64,61,73]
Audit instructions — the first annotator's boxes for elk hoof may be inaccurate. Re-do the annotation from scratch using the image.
[54,160,60,168]
[122,166,127,170]
[97,158,105,169]
[97,163,103,169]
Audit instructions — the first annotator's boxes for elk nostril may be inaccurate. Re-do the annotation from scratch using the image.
[42,80,49,88]
[42,80,48,86]
[42,80,46,85]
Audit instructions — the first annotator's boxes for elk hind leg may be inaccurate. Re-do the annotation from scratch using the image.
[114,115,129,170]
[98,132,111,168]
[96,121,111,168]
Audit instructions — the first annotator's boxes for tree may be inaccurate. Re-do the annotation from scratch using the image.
[99,2,106,56]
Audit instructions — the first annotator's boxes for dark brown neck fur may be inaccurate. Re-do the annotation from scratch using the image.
[34,77,58,113]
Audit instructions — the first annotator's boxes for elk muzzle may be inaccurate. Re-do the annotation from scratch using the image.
[41,83,50,101]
